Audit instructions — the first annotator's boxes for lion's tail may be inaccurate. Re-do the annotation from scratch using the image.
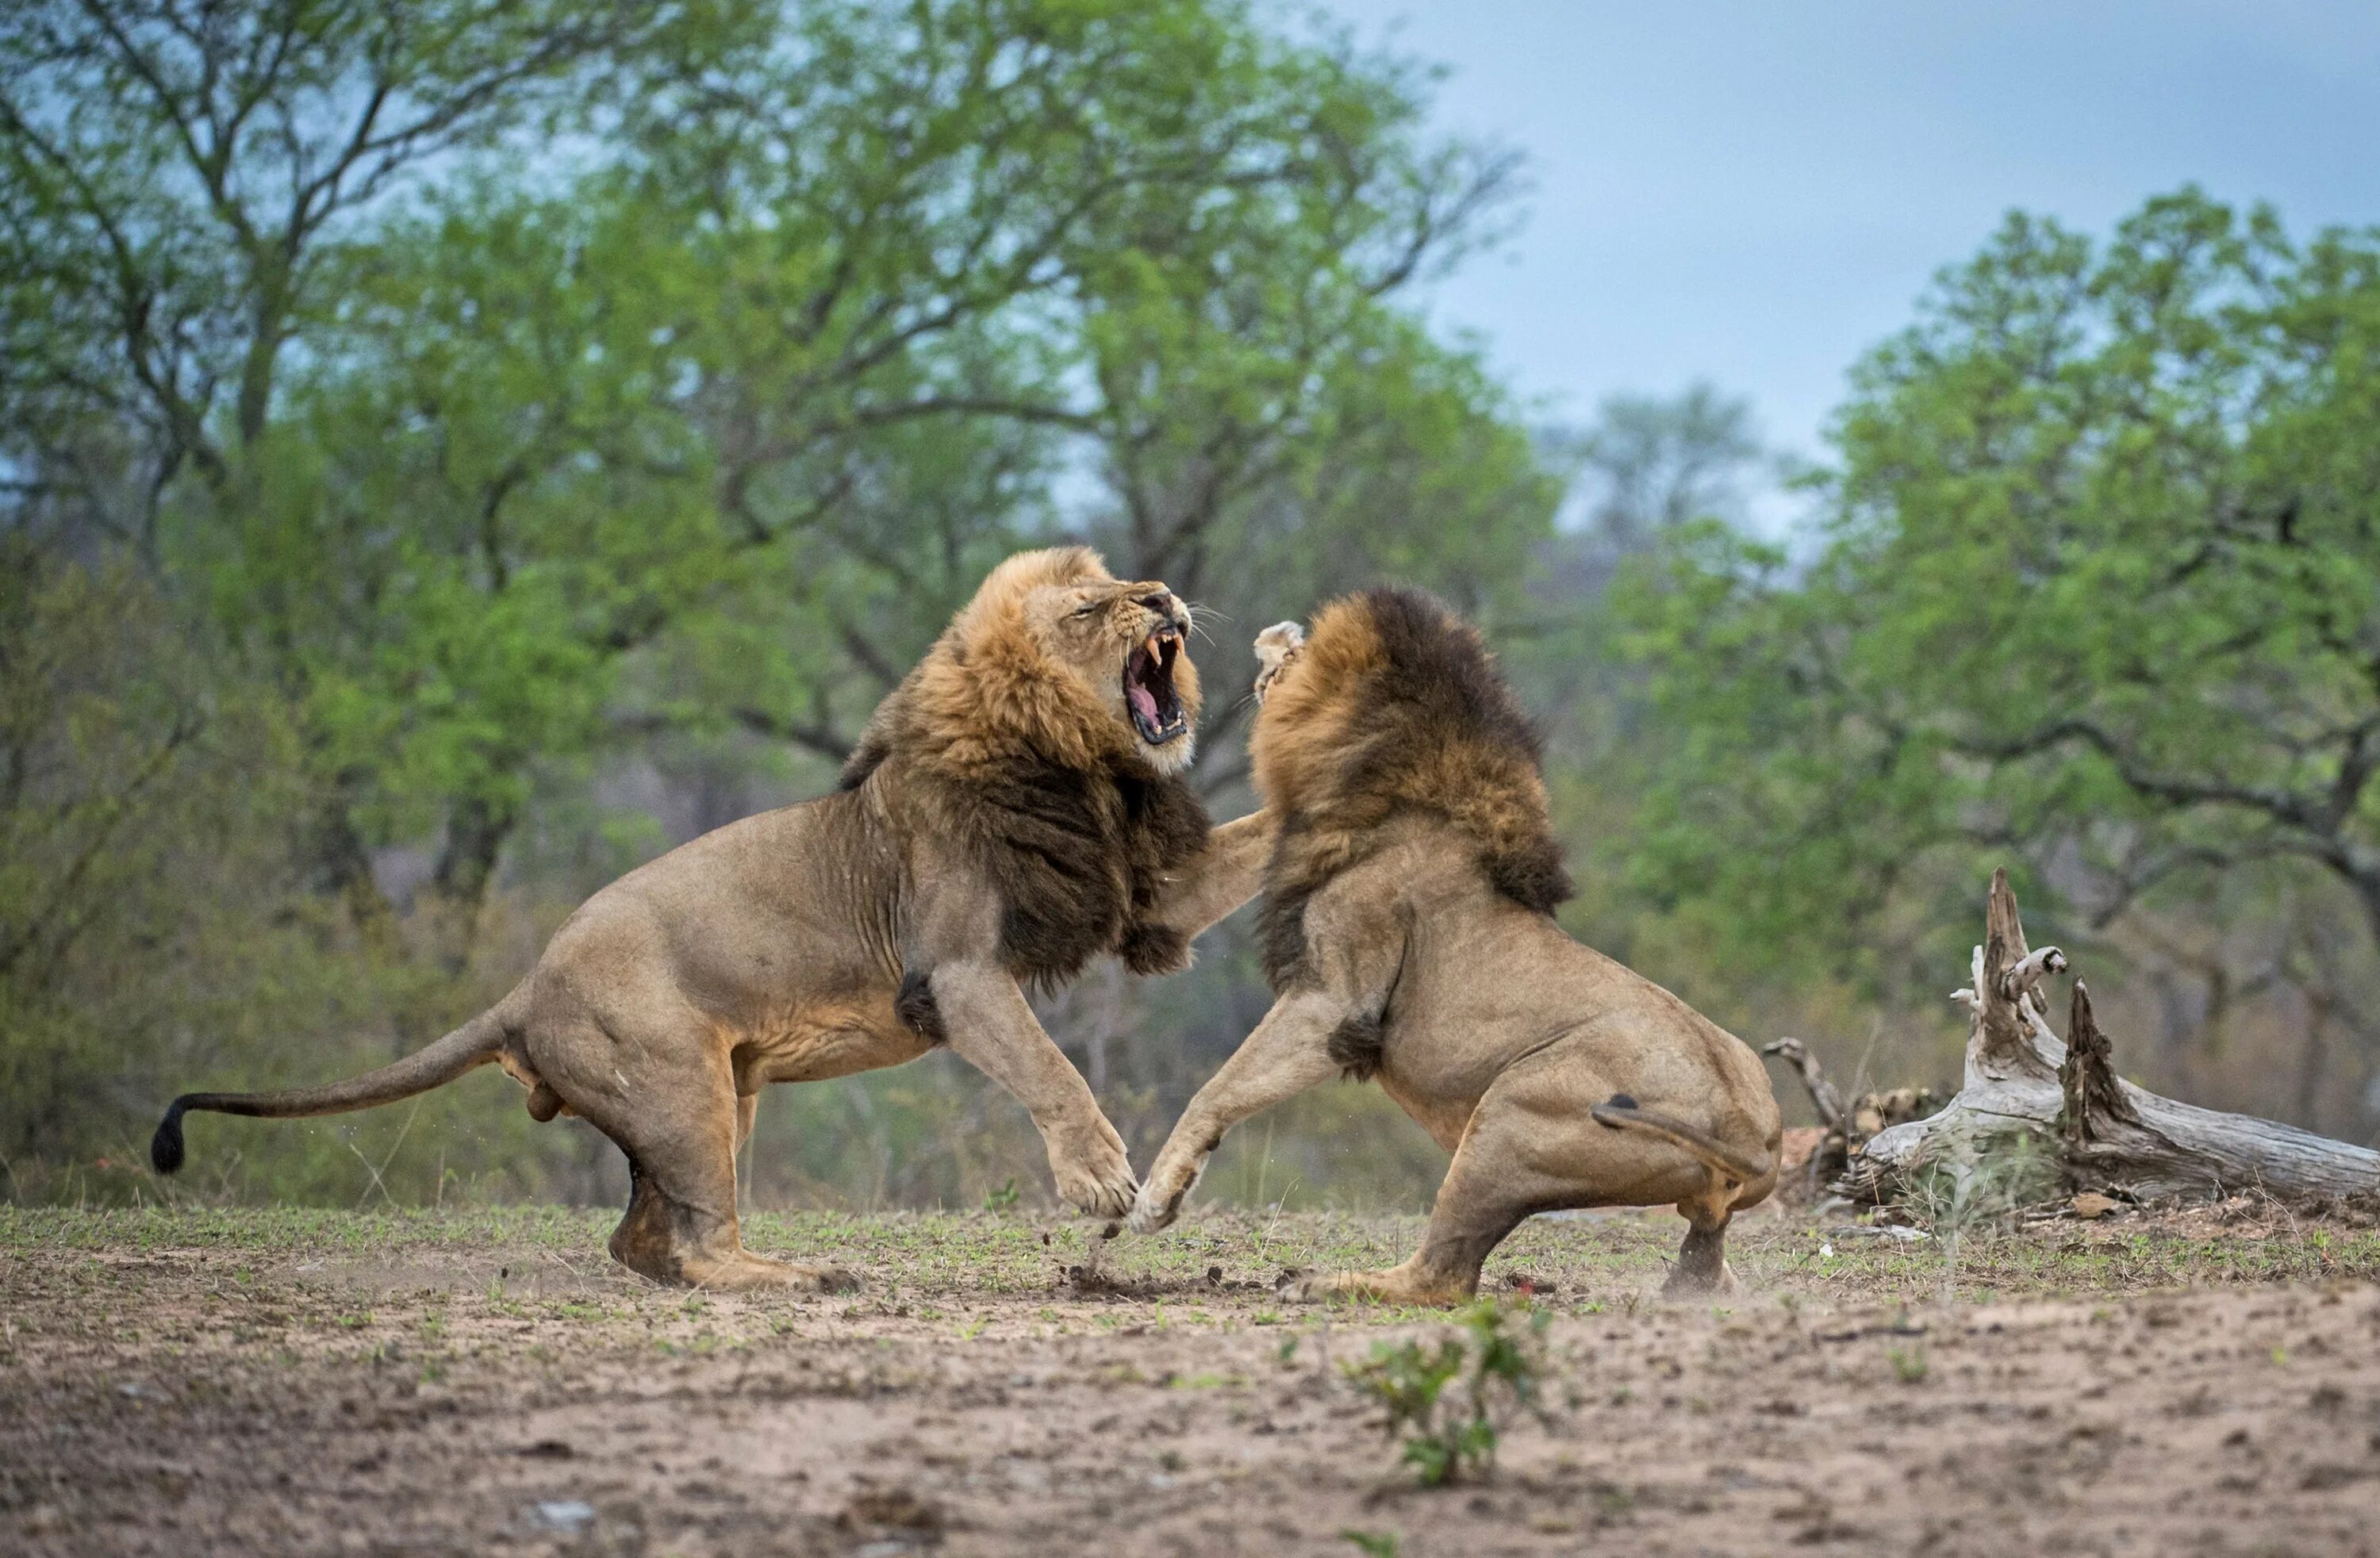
[150,1007,511,1175]
[1589,1095,1771,1189]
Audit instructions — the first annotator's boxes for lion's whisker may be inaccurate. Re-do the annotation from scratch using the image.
[1180,603,1230,647]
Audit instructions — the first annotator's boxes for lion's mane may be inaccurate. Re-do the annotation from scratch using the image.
[840,547,1211,988]
[1252,586,1572,993]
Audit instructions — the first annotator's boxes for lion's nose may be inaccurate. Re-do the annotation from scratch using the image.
[1136,589,1180,620]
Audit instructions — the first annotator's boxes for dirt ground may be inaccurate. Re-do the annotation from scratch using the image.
[6,1200,2380,1557]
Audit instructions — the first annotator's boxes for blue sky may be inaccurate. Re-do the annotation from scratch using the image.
[1314,2,2380,470]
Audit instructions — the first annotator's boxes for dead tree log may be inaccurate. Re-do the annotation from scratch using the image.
[1844,869,2379,1205]
[1763,1038,1942,1202]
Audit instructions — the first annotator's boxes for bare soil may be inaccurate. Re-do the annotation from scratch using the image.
[6,1201,2380,1556]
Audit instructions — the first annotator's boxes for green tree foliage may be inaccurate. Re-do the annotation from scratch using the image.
[8,0,1549,910]
[0,0,692,537]
[1506,388,1776,970]
[1622,190,2380,1027]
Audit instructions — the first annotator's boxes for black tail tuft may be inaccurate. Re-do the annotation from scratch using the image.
[151,1098,191,1174]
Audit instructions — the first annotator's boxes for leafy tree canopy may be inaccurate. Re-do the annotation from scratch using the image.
[1622,189,2380,990]
[2,0,1551,915]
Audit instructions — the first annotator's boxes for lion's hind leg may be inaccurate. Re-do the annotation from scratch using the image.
[1281,1100,1541,1307]
[608,1108,854,1293]
[1583,1095,1768,1299]
[1285,1062,1724,1307]
[541,1018,850,1294]
[1664,1197,1740,1299]
[1282,1071,1567,1307]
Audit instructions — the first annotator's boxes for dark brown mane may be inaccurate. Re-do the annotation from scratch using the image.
[1253,587,1571,992]
[912,746,1210,988]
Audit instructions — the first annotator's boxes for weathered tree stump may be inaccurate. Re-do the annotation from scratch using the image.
[1843,869,2380,1205]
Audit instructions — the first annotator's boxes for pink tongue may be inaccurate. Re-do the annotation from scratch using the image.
[1127,682,1160,726]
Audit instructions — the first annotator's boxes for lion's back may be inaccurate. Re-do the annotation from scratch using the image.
[532,789,906,1028]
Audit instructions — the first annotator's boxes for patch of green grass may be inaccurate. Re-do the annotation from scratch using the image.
[4,1204,2374,1312]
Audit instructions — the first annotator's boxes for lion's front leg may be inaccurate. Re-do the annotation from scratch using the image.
[1139,810,1278,948]
[929,960,1138,1217]
[1130,990,1344,1233]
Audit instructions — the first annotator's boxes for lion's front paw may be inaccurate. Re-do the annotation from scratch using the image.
[1049,1122,1136,1218]
[1127,1180,1180,1235]
[1127,1152,1205,1234]
[1251,621,1305,703]
[1056,1160,1134,1218]
[1124,1192,1169,1236]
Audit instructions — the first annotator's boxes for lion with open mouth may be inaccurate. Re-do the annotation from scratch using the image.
[152,548,1269,1290]
[1130,588,1781,1302]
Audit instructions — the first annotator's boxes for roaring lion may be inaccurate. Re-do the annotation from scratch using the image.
[152,547,1269,1289]
[1128,589,1780,1301]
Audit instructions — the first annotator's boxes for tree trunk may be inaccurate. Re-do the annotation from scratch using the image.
[433,792,512,910]
[428,792,516,976]
[1844,869,2380,1205]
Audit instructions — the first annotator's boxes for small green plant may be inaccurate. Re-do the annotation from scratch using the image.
[1341,1531,1400,1557]
[1343,1298,1551,1487]
[981,1178,1020,1213]
[1887,1343,1928,1383]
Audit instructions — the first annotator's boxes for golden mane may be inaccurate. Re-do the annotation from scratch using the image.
[841,546,1165,784]
[1253,587,1571,991]
[841,547,1211,987]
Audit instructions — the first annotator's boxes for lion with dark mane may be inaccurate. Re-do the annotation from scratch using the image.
[1130,588,1779,1301]
[152,548,1269,1289]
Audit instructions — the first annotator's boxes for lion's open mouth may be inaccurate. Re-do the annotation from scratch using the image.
[1124,629,1187,744]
